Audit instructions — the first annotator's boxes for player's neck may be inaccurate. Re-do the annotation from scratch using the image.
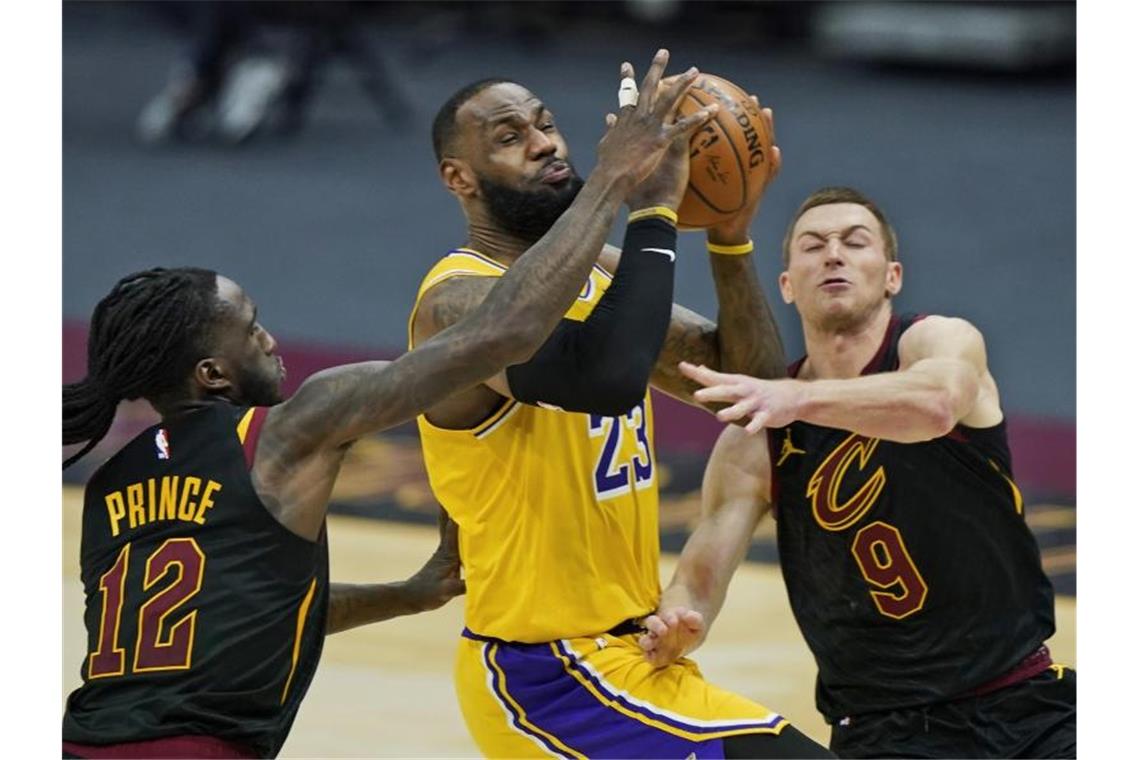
[465,221,539,266]
[799,305,893,380]
[152,393,232,421]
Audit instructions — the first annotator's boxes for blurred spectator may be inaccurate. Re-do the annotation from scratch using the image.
[273,1,412,136]
[137,1,412,146]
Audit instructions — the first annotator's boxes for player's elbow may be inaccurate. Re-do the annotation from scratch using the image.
[929,366,979,437]
[590,393,644,418]
[588,381,645,417]
[908,389,957,441]
[554,367,648,417]
[589,358,654,416]
[927,394,959,438]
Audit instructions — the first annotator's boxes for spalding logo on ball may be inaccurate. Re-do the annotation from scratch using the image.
[676,74,774,230]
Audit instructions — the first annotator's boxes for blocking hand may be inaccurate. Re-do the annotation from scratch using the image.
[638,606,706,668]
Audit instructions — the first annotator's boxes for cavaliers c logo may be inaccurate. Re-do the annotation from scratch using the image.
[808,433,887,532]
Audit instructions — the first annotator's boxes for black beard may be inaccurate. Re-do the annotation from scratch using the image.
[479,169,585,242]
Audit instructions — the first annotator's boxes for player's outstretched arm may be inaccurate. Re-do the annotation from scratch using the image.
[500,122,697,416]
[640,424,770,667]
[273,52,715,445]
[326,510,465,635]
[416,58,721,419]
[255,50,720,539]
[681,316,1002,441]
[648,104,787,409]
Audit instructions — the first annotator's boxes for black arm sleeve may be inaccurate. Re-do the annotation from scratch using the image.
[505,216,677,416]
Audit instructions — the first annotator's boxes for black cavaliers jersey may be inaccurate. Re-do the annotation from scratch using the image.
[769,314,1056,721]
[63,401,329,757]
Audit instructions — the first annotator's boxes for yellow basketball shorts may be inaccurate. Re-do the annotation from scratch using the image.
[455,628,788,758]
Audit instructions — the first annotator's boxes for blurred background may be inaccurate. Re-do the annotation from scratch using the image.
[61,1,1076,752]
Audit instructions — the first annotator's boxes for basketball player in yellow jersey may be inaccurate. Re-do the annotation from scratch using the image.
[410,51,832,758]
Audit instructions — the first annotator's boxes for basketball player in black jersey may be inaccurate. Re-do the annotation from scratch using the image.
[639,187,1075,758]
[60,51,722,759]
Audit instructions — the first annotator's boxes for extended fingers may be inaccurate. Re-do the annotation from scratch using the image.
[656,65,700,117]
[715,397,757,422]
[745,410,771,435]
[678,361,736,387]
[665,102,719,142]
[760,107,781,178]
[692,383,748,404]
[637,48,670,112]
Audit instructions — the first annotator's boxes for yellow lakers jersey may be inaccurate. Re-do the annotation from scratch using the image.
[408,248,661,642]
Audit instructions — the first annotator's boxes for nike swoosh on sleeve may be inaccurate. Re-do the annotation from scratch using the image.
[641,247,676,261]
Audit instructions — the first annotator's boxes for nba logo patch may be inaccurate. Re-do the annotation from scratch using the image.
[155,428,171,460]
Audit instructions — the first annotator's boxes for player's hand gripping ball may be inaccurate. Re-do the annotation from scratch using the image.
[675,74,775,229]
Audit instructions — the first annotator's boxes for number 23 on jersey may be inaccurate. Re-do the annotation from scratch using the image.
[588,400,654,500]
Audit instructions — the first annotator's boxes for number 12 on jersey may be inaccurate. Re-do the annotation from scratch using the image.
[88,537,205,679]
[588,400,654,500]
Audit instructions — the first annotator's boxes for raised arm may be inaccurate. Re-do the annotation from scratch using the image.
[649,106,787,408]
[254,51,720,539]
[639,424,771,667]
[415,74,714,420]
[278,56,713,440]
[499,136,694,416]
[681,315,1003,441]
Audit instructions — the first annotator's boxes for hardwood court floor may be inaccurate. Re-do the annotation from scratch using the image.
[61,487,1076,757]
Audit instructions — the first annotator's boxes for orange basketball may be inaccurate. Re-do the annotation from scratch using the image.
[675,74,774,230]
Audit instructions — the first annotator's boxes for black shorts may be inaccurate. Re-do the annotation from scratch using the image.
[828,666,1076,759]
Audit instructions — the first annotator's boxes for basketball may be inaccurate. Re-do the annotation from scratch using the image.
[675,74,774,230]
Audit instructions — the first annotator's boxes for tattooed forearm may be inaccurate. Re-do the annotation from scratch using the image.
[326,582,421,635]
[650,257,785,406]
[651,305,720,399]
[709,254,786,380]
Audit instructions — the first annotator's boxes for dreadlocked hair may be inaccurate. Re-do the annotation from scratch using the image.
[63,267,221,470]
